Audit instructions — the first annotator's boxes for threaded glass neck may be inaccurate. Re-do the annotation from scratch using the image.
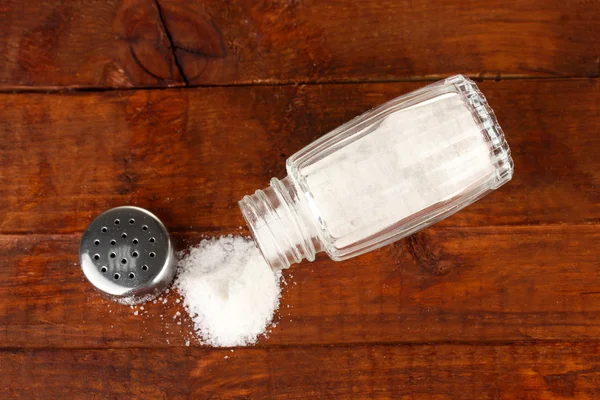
[239,176,323,270]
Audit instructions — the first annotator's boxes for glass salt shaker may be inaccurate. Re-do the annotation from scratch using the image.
[239,75,514,270]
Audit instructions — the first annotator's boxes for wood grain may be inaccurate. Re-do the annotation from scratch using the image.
[1,225,599,348]
[3,343,600,399]
[0,0,184,89]
[2,1,599,397]
[0,79,598,236]
[2,0,599,89]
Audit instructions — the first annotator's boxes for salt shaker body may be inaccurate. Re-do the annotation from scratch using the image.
[240,75,514,270]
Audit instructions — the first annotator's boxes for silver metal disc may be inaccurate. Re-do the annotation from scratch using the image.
[80,206,176,304]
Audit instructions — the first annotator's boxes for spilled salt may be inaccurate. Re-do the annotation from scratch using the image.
[175,235,282,347]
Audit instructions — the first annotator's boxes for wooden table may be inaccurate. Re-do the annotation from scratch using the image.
[1,1,599,398]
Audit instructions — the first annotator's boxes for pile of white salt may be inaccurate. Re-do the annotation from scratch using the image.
[175,235,282,347]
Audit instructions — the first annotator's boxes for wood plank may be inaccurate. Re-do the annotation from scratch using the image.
[2,0,599,89]
[0,0,184,89]
[0,79,598,235]
[2,343,600,399]
[1,225,599,348]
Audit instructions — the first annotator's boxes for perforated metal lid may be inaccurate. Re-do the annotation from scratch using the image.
[80,206,176,304]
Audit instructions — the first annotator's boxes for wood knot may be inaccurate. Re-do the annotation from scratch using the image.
[406,231,455,275]
[156,2,227,83]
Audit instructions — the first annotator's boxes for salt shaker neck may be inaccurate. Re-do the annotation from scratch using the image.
[239,176,324,270]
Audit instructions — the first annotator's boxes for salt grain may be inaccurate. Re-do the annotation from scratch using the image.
[176,235,282,347]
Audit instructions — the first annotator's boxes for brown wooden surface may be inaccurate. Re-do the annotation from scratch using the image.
[0,0,184,89]
[3,343,600,399]
[1,0,600,399]
[1,0,599,89]
[1,80,598,235]
[1,226,600,349]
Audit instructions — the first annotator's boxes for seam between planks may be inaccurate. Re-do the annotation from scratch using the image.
[0,223,598,238]
[2,339,600,352]
[0,75,598,94]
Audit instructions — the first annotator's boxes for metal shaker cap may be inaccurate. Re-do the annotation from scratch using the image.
[80,206,176,304]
